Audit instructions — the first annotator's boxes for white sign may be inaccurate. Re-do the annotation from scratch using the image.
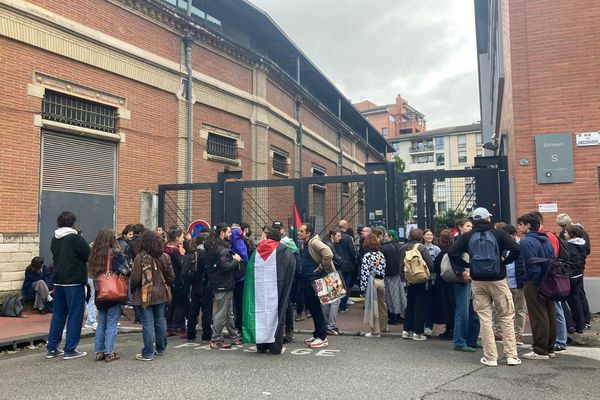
[538,203,558,213]
[575,131,600,147]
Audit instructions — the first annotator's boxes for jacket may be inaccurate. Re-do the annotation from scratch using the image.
[21,265,53,298]
[398,240,434,282]
[519,231,555,286]
[559,227,591,256]
[50,228,90,285]
[567,238,587,277]
[93,251,131,310]
[307,234,335,274]
[207,243,241,292]
[335,232,358,273]
[360,251,386,291]
[130,253,175,306]
[380,240,402,277]
[230,228,249,281]
[448,220,520,281]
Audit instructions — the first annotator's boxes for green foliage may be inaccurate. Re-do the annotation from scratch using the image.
[434,209,468,234]
[393,155,414,224]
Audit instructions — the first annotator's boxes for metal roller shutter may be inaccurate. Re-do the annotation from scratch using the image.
[41,132,116,195]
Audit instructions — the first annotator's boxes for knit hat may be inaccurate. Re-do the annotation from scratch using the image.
[556,213,572,227]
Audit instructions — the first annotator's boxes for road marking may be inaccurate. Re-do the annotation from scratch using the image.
[175,343,338,356]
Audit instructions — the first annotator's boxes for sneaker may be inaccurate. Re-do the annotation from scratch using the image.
[480,357,498,367]
[347,299,356,305]
[412,333,427,341]
[166,330,177,337]
[553,345,567,353]
[548,352,556,358]
[305,312,312,319]
[303,336,316,344]
[365,332,381,338]
[104,352,120,362]
[209,341,231,349]
[124,305,134,310]
[135,353,153,361]
[423,328,433,336]
[232,339,243,346]
[283,332,294,344]
[63,350,87,360]
[507,357,522,366]
[522,351,549,360]
[326,328,339,336]
[585,323,591,330]
[179,332,187,339]
[46,349,64,359]
[295,314,306,322]
[339,309,349,314]
[453,346,476,353]
[95,353,105,361]
[515,334,524,346]
[401,331,413,339]
[309,338,328,348]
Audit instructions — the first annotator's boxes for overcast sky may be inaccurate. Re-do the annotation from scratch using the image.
[250,0,481,129]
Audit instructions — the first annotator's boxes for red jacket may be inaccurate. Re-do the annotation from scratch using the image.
[539,226,559,256]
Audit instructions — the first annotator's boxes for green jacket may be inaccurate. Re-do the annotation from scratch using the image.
[51,228,90,285]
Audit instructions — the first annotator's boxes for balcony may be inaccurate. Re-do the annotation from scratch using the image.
[409,145,434,154]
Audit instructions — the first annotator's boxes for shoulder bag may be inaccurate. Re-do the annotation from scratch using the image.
[97,251,129,302]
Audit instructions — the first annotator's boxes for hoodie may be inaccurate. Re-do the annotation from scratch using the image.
[230,228,248,282]
[519,231,555,286]
[50,228,90,285]
[567,238,587,277]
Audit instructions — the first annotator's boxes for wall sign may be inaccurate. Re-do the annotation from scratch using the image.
[538,203,558,213]
[575,131,600,147]
[534,133,574,184]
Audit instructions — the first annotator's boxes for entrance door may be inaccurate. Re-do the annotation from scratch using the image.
[39,132,116,261]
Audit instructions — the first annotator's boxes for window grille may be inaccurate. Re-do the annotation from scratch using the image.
[273,152,288,174]
[207,133,237,160]
[342,182,350,195]
[42,91,116,133]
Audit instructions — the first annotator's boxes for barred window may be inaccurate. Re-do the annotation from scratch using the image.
[42,90,116,133]
[342,182,350,195]
[207,133,237,160]
[272,152,288,174]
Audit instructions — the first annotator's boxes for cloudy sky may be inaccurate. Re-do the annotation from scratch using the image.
[250,0,481,129]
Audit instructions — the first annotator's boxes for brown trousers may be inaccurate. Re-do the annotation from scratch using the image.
[371,278,388,334]
[524,281,556,355]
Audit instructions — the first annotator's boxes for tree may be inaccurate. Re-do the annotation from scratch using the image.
[393,155,414,224]
[434,209,468,234]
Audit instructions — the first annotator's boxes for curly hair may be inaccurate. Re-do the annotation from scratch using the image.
[137,230,165,258]
[88,228,119,278]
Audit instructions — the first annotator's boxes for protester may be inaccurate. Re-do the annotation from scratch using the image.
[431,229,455,340]
[456,219,472,236]
[422,229,440,336]
[88,228,130,362]
[185,233,213,342]
[360,233,387,337]
[243,228,296,354]
[380,230,404,325]
[164,228,188,338]
[46,211,90,360]
[564,224,589,334]
[206,223,242,349]
[337,220,358,313]
[517,212,556,360]
[399,229,434,341]
[21,256,53,314]
[323,228,344,335]
[298,223,335,348]
[230,224,249,333]
[131,230,174,361]
[449,208,521,367]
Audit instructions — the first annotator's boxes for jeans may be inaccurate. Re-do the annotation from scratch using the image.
[555,302,567,347]
[322,298,340,330]
[94,304,122,354]
[339,271,354,311]
[136,303,167,359]
[85,278,97,325]
[302,279,327,340]
[452,282,480,348]
[187,280,213,341]
[47,285,85,353]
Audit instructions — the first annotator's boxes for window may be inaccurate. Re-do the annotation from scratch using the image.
[476,134,483,146]
[457,135,466,149]
[465,181,475,196]
[438,202,447,213]
[342,182,350,195]
[476,149,483,157]
[272,151,288,175]
[427,154,434,163]
[42,90,116,133]
[436,153,445,166]
[435,137,444,150]
[312,166,326,177]
[426,139,433,150]
[207,133,237,160]
[458,150,467,163]
[436,183,446,199]
[381,127,388,137]
[392,142,401,152]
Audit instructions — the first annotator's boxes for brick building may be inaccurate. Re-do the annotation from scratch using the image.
[354,94,426,139]
[0,0,389,297]
[475,0,600,309]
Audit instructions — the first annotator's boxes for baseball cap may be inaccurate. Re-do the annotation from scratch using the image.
[472,207,492,220]
[272,221,283,228]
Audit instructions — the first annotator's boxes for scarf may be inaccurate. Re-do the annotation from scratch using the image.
[140,252,154,309]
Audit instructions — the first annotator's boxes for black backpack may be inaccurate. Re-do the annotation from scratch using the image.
[468,231,502,279]
[1,295,23,317]
[183,248,206,284]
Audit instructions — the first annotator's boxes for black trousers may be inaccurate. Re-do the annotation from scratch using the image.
[256,318,285,354]
[234,280,245,332]
[166,282,189,332]
[186,280,213,340]
[567,276,586,332]
[301,280,327,340]
[404,283,427,334]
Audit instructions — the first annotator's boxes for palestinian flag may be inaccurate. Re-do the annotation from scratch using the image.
[242,239,295,344]
[288,203,302,249]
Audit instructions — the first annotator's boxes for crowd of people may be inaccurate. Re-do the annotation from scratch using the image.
[27,207,591,366]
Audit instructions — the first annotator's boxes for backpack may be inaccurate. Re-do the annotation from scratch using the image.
[1,295,23,317]
[468,231,501,279]
[183,249,206,284]
[529,255,571,301]
[403,244,430,284]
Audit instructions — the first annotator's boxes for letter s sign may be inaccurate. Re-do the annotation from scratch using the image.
[551,154,559,162]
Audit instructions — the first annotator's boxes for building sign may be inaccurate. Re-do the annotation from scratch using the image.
[535,133,574,184]
[538,202,558,213]
[575,131,600,147]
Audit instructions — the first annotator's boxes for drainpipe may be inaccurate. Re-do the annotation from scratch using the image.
[295,95,303,178]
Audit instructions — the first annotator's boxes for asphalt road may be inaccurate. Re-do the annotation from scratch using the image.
[1,333,599,400]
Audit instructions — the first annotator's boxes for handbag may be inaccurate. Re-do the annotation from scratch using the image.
[97,252,129,302]
[528,257,571,301]
[440,253,470,283]
[312,271,347,305]
[157,257,173,304]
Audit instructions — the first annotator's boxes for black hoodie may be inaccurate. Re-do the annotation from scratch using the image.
[448,220,520,281]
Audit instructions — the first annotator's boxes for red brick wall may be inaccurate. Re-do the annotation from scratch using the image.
[507,0,600,276]
[302,106,337,145]
[266,80,295,117]
[192,43,252,94]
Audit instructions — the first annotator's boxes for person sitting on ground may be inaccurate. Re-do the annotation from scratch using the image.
[21,256,53,314]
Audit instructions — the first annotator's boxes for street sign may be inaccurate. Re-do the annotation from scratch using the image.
[575,131,600,147]
[534,133,574,184]
[187,219,210,238]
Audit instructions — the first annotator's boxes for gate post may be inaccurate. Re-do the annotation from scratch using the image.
[424,173,435,230]
[224,180,242,225]
[157,186,166,227]
[385,162,397,230]
[416,174,426,229]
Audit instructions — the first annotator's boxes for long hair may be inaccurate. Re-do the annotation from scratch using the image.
[205,224,228,259]
[88,228,119,278]
[138,230,164,258]
[437,229,454,253]
[26,256,45,275]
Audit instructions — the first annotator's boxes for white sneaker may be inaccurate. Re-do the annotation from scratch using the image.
[548,352,556,358]
[309,338,328,348]
[423,328,433,336]
[347,299,356,305]
[412,333,427,341]
[480,357,498,367]
[522,351,550,360]
[365,332,381,338]
[507,357,522,366]
[402,331,413,339]
[303,336,316,344]
[91,322,98,331]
